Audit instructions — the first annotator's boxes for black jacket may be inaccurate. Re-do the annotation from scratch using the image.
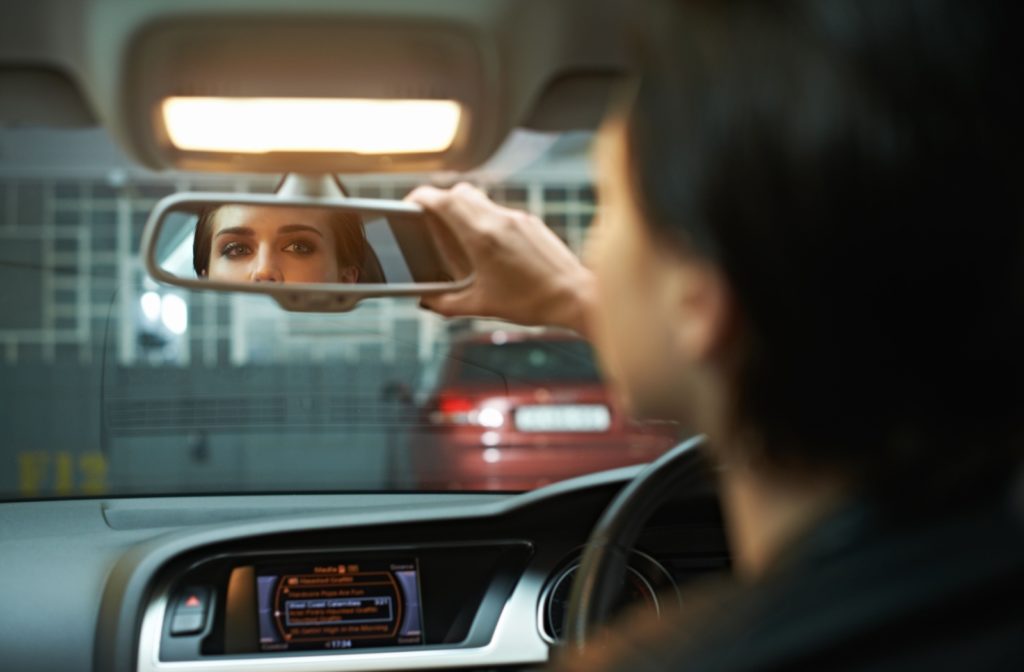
[571,476,1024,671]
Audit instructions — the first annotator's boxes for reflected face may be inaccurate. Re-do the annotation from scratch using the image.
[204,205,359,284]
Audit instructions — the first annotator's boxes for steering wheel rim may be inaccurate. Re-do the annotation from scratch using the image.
[563,435,710,649]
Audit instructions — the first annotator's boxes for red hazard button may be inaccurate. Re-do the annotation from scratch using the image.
[171,586,210,636]
[177,587,208,612]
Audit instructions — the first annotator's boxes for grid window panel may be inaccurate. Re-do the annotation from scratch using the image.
[56,344,79,363]
[55,182,82,199]
[54,237,78,252]
[92,316,114,335]
[18,343,45,362]
[55,210,81,226]
[91,286,118,304]
[0,252,44,329]
[543,186,569,202]
[1,176,597,365]
[133,184,175,200]
[491,184,529,211]
[55,289,77,304]
[545,214,570,245]
[90,183,120,200]
[90,208,118,225]
[15,182,46,227]
[131,212,147,250]
[52,261,77,274]
[91,263,117,280]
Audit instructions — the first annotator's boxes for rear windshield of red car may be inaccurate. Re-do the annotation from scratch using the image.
[449,341,602,385]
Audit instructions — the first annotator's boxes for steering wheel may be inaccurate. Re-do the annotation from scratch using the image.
[563,435,710,649]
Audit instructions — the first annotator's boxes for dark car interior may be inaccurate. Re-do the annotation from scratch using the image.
[0,2,733,671]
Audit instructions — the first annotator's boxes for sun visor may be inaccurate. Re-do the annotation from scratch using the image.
[0,67,96,127]
[86,2,509,173]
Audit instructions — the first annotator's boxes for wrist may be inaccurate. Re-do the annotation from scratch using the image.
[549,268,597,337]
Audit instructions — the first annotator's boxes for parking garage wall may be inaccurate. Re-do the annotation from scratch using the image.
[0,175,596,497]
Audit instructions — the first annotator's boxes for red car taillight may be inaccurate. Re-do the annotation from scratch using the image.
[428,395,505,428]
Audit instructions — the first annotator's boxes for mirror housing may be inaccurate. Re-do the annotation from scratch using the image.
[140,175,472,312]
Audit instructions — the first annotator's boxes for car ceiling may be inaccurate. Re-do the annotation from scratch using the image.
[0,0,625,173]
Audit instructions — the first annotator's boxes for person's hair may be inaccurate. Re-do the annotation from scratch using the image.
[192,206,368,278]
[621,0,1024,499]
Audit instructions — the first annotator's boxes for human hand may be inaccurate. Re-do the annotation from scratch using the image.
[406,183,596,335]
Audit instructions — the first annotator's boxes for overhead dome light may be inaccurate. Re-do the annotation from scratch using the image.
[161,97,462,155]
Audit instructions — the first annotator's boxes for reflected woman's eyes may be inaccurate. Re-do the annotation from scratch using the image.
[283,239,316,255]
[219,241,252,259]
[216,238,318,260]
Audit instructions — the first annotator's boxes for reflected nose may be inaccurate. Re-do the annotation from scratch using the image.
[250,247,283,283]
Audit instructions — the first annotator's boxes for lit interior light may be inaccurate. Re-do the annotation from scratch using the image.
[481,431,500,447]
[161,294,188,335]
[162,97,462,154]
[482,448,501,464]
[140,291,162,322]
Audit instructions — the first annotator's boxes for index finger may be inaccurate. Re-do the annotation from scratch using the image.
[405,183,500,245]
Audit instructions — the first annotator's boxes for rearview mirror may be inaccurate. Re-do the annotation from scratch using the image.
[141,178,472,312]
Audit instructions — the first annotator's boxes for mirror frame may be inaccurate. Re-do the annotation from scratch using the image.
[140,192,474,312]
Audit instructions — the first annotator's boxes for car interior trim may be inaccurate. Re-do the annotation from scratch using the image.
[94,466,649,671]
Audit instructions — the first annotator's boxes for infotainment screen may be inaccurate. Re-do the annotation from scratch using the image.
[254,558,424,652]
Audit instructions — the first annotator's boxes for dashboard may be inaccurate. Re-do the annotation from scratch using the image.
[0,466,728,672]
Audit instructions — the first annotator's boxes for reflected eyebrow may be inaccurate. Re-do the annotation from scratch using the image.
[214,224,324,239]
[214,226,254,238]
[277,224,324,238]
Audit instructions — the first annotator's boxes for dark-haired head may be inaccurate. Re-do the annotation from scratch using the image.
[608,0,1024,503]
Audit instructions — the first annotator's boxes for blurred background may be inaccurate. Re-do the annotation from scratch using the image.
[0,126,681,498]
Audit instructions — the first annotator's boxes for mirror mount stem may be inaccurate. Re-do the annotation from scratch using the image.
[274,173,349,200]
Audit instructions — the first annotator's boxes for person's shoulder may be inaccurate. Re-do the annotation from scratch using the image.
[549,484,1024,672]
[549,576,742,672]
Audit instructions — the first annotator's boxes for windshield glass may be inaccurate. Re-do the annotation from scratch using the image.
[0,127,682,499]
[448,340,602,385]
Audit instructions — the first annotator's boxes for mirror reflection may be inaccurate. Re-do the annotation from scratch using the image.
[156,203,459,286]
[196,205,366,284]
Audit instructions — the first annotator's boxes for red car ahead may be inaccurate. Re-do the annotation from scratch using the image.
[409,330,683,491]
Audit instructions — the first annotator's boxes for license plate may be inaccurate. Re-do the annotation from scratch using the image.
[514,404,611,432]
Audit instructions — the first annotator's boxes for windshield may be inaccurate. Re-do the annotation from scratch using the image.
[0,127,681,499]
[447,340,602,385]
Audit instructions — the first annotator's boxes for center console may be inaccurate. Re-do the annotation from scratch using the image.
[153,542,532,666]
[253,557,423,652]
